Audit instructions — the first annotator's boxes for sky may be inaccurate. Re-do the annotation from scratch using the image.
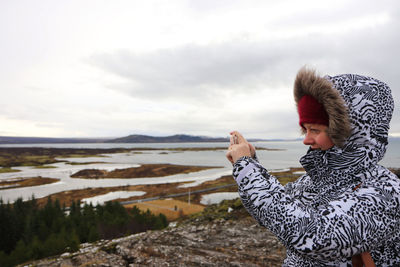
[1,0,399,139]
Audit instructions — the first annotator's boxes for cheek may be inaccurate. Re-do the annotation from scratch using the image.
[317,135,334,149]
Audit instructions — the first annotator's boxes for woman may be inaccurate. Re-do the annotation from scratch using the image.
[226,68,400,266]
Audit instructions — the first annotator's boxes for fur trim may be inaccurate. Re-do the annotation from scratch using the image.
[294,68,352,147]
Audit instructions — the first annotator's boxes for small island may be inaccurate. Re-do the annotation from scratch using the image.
[0,147,130,167]
[70,164,220,179]
[0,176,60,190]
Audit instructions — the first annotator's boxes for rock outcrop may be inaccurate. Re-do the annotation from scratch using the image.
[23,200,286,267]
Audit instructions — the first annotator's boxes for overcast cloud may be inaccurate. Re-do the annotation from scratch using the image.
[0,0,399,139]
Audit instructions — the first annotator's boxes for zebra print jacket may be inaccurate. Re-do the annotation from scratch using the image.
[232,70,400,266]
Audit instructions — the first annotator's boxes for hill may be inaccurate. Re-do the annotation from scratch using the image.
[24,199,285,266]
[0,136,108,144]
[0,134,229,144]
[0,134,284,144]
[106,134,229,143]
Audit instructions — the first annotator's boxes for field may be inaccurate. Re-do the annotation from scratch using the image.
[125,199,205,221]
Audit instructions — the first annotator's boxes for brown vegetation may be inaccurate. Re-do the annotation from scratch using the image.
[35,175,236,208]
[0,147,129,167]
[34,166,303,210]
[70,164,220,179]
[271,167,305,185]
[0,167,20,173]
[0,177,60,190]
[125,199,205,221]
[390,168,400,178]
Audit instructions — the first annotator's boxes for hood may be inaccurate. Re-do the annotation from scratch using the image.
[294,68,394,166]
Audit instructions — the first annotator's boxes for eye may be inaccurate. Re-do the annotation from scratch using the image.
[310,128,320,134]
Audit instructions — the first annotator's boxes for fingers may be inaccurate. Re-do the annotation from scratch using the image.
[226,150,234,164]
[227,131,253,164]
[229,132,238,145]
[248,143,256,158]
[229,134,235,145]
[230,131,246,144]
[237,133,246,144]
[233,135,238,144]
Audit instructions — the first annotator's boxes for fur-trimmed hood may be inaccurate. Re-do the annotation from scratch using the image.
[294,68,351,147]
[232,70,399,266]
[294,68,394,164]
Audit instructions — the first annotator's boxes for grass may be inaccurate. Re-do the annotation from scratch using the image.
[182,198,249,224]
[0,176,60,190]
[0,153,59,167]
[34,165,57,169]
[70,164,221,179]
[125,199,205,221]
[57,154,108,158]
[31,164,303,211]
[0,147,129,167]
[66,161,106,165]
[0,167,21,173]
[271,167,304,185]
[33,175,235,209]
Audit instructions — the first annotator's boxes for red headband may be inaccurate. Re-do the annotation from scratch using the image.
[298,95,329,127]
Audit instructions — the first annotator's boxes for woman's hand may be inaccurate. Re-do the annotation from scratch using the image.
[226,131,255,164]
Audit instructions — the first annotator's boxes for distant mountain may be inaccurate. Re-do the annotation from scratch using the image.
[0,136,109,144]
[0,134,296,144]
[106,134,229,143]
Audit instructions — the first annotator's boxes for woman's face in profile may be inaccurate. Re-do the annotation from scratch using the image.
[302,123,334,150]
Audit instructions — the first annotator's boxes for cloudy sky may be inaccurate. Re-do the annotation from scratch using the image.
[1,0,399,139]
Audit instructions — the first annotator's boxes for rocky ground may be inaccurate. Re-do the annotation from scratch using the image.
[22,200,286,267]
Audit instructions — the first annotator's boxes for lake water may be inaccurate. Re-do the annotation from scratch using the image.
[1,139,399,203]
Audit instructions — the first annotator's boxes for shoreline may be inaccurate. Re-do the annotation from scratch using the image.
[32,167,304,206]
[1,145,323,219]
[0,176,60,190]
[29,167,304,220]
[70,164,221,179]
[0,146,282,168]
[33,175,236,208]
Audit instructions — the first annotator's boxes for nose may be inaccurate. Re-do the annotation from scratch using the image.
[303,132,314,146]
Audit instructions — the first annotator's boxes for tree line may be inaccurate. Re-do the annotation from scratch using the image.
[0,197,168,267]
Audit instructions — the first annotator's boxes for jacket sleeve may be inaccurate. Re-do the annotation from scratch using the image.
[233,156,400,261]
